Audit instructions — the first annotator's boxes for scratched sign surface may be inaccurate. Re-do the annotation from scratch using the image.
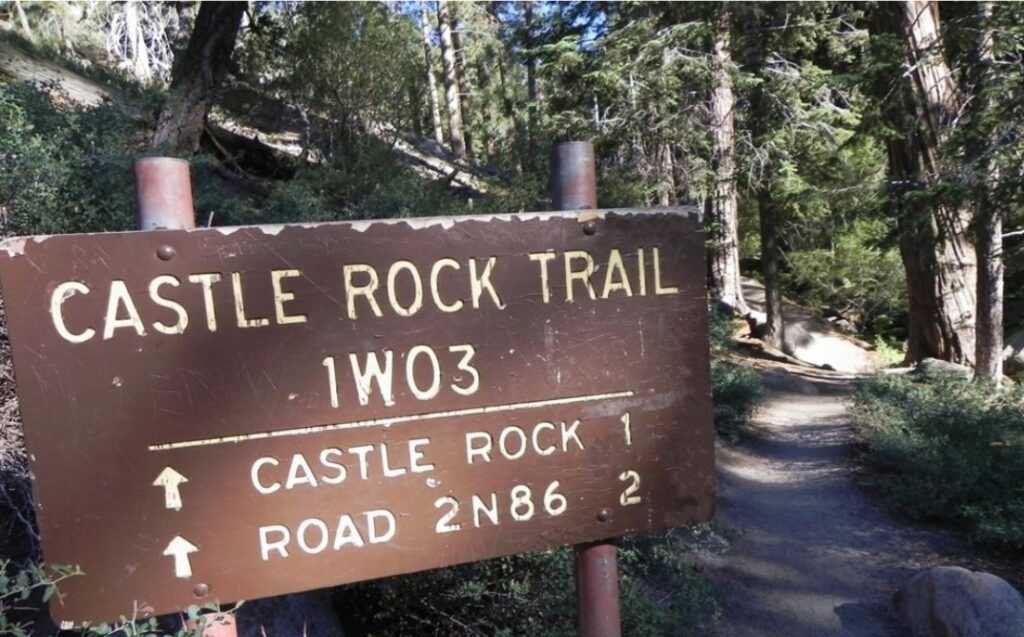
[0,208,714,624]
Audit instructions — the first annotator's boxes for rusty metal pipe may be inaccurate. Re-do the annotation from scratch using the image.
[134,158,232,637]
[551,141,597,210]
[134,157,196,230]
[575,542,622,637]
[551,141,622,637]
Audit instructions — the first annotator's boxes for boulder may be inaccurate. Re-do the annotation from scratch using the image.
[914,357,973,381]
[1003,328,1024,377]
[894,566,1024,637]
[781,323,872,374]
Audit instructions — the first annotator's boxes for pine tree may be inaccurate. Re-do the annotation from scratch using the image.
[707,6,748,316]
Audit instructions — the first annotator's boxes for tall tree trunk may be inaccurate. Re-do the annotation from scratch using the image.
[437,0,467,159]
[152,1,245,153]
[12,0,32,41]
[450,8,474,159]
[758,185,785,350]
[745,5,784,348]
[706,8,748,316]
[419,1,445,146]
[124,0,152,84]
[974,0,1002,382]
[886,0,977,364]
[656,142,674,206]
[476,55,496,160]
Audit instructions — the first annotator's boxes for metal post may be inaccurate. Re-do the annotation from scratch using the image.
[133,157,236,637]
[134,157,195,230]
[551,141,622,637]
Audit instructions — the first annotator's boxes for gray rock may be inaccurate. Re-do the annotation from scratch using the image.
[894,566,1024,637]
[914,357,973,381]
[1003,328,1024,377]
[827,317,857,335]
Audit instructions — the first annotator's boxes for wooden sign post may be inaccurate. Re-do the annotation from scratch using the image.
[0,154,715,628]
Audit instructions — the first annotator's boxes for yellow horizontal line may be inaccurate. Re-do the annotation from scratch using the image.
[149,390,635,452]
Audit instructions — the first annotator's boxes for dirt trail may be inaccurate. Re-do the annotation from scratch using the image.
[709,377,978,637]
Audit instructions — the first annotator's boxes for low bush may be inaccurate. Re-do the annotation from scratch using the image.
[852,374,1024,548]
[338,526,724,636]
[711,362,763,442]
[708,307,764,441]
[782,218,906,339]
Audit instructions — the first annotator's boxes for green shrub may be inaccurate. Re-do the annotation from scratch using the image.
[338,526,724,636]
[708,306,738,354]
[711,361,763,442]
[0,82,140,236]
[852,374,1024,547]
[782,218,906,339]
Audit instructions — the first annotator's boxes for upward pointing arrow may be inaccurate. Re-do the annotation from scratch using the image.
[163,535,199,579]
[153,466,188,511]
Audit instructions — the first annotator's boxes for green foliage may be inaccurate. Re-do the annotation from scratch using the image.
[783,218,906,338]
[238,3,422,133]
[76,603,236,637]
[870,335,905,367]
[0,561,80,637]
[0,558,235,637]
[0,81,140,235]
[853,375,1024,547]
[708,307,736,353]
[339,527,723,636]
[708,308,764,441]
[711,361,763,442]
[0,81,476,236]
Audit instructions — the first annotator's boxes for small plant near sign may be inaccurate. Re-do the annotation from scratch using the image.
[0,560,236,637]
[77,602,239,637]
[0,561,81,637]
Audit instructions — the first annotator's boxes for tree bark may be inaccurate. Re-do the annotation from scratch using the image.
[758,185,785,350]
[419,1,445,146]
[12,0,32,41]
[706,8,748,316]
[152,1,244,153]
[887,0,977,364]
[746,5,784,348]
[476,55,496,160]
[450,8,474,159]
[974,1,1002,382]
[124,0,153,84]
[656,142,674,206]
[437,0,467,159]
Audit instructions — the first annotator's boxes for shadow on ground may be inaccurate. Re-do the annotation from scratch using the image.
[709,374,992,637]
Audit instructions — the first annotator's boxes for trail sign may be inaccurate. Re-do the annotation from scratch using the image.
[0,208,714,624]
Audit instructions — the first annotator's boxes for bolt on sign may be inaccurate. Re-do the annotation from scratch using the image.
[0,208,714,625]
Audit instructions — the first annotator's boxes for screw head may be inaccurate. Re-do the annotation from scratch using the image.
[582,221,598,236]
[193,582,210,598]
[157,245,176,261]
[597,508,612,522]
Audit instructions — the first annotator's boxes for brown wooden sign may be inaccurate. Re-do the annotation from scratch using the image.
[0,208,714,625]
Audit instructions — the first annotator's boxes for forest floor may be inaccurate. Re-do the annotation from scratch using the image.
[708,369,1022,637]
